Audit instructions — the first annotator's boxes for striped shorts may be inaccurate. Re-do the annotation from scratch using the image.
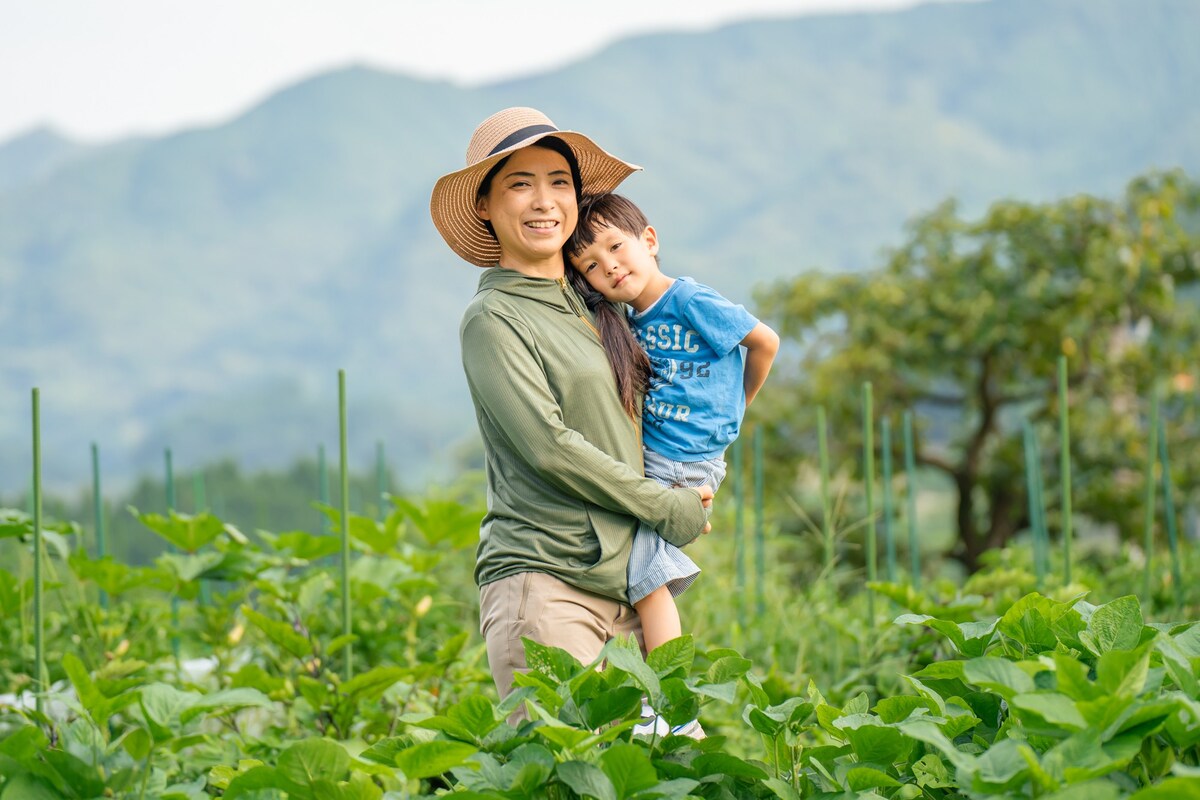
[627,449,727,604]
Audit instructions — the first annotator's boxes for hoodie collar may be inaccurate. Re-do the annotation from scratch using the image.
[477,266,583,314]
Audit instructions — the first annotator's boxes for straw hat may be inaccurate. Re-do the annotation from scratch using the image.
[430,107,641,267]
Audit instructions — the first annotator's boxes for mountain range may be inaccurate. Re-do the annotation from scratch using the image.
[2,0,1198,493]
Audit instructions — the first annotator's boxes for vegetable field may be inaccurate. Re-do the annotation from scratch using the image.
[2,479,1199,799]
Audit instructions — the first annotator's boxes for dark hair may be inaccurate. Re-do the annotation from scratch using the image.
[475,136,583,240]
[566,193,652,262]
[565,194,654,420]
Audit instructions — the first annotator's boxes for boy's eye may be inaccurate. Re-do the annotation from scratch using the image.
[611,242,621,252]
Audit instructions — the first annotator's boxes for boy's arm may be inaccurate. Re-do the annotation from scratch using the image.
[741,321,780,406]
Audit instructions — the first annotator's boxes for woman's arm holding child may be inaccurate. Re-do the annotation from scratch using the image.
[741,321,780,406]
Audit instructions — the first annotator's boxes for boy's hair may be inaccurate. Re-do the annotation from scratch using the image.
[566,193,651,262]
[564,193,654,421]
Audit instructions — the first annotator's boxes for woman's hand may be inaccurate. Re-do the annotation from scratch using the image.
[693,485,714,534]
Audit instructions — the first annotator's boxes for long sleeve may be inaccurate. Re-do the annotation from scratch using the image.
[462,307,707,547]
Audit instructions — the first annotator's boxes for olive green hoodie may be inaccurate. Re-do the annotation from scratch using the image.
[460,267,708,602]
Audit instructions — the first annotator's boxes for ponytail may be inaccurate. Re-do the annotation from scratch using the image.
[567,268,651,420]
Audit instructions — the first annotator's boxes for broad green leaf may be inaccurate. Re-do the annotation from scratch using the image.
[140,683,201,740]
[1040,780,1122,800]
[121,728,152,761]
[1010,692,1087,731]
[348,513,397,553]
[447,695,500,740]
[897,719,975,773]
[180,688,272,724]
[970,737,1028,791]
[745,706,785,736]
[706,655,752,684]
[269,530,343,560]
[0,726,48,761]
[41,748,105,798]
[603,643,662,701]
[131,507,226,552]
[647,635,694,678]
[1096,642,1152,697]
[1129,776,1200,798]
[340,666,405,702]
[1159,636,1199,697]
[897,614,997,657]
[1173,625,1200,659]
[762,777,802,800]
[525,638,586,682]
[556,761,617,800]
[910,660,966,682]
[277,739,350,798]
[582,686,643,730]
[835,714,914,764]
[911,753,953,788]
[847,766,902,790]
[242,605,312,659]
[601,743,659,798]
[1053,651,1105,701]
[0,774,61,800]
[691,752,769,780]
[1080,595,1145,656]
[394,741,478,780]
[963,657,1035,698]
[223,766,281,800]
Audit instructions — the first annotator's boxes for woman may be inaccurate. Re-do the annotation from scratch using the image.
[429,107,712,708]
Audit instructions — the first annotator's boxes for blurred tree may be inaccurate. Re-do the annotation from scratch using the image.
[757,171,1200,573]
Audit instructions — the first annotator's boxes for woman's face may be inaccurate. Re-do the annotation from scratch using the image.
[475,145,578,276]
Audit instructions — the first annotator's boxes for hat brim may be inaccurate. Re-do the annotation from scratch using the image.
[431,130,641,267]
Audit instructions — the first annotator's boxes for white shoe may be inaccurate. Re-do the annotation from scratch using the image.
[632,704,705,739]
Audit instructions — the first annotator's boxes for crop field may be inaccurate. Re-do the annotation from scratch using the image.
[2,465,1199,800]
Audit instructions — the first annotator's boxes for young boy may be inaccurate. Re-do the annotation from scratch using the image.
[565,194,779,733]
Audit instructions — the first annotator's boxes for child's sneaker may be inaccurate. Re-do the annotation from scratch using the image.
[632,704,706,739]
[669,719,706,739]
[632,703,670,736]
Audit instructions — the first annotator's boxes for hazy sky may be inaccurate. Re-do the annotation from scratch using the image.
[1,0,952,144]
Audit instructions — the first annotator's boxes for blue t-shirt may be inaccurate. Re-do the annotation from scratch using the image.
[629,277,759,462]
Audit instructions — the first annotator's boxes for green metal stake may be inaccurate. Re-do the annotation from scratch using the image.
[862,383,877,623]
[1022,421,1046,590]
[817,406,834,591]
[339,370,353,679]
[376,440,387,520]
[1031,431,1050,585]
[1058,356,1074,586]
[32,389,46,715]
[881,417,897,582]
[902,412,920,589]
[753,426,765,617]
[732,436,745,629]
[1142,390,1160,601]
[318,444,330,536]
[166,448,180,661]
[193,470,211,606]
[91,443,109,609]
[1157,415,1184,610]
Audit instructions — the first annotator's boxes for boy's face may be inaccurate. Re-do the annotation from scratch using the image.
[569,222,665,311]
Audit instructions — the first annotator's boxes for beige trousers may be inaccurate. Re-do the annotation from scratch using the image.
[479,572,644,717]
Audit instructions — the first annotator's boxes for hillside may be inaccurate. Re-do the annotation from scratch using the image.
[1,0,1198,492]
